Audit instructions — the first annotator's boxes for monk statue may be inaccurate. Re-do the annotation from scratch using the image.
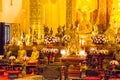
[28,46,39,62]
[4,46,12,59]
[15,45,26,63]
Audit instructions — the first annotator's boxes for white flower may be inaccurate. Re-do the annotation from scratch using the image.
[110,60,119,65]
[44,35,59,44]
[91,34,108,44]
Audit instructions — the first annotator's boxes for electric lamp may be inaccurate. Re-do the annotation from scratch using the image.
[60,49,68,57]
[79,50,87,59]
[17,40,22,46]
[79,39,85,45]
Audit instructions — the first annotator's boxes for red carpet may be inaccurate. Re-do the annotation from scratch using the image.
[0,76,9,80]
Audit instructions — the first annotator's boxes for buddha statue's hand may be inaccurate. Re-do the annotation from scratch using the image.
[15,59,21,63]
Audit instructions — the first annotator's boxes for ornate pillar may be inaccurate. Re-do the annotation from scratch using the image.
[29,0,42,39]
[66,0,72,28]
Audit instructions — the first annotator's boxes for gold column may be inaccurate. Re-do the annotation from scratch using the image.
[29,0,42,39]
[72,0,76,25]
[66,0,72,27]
[22,0,30,33]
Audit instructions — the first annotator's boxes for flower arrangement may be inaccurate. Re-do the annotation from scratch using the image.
[110,60,119,66]
[41,48,59,53]
[89,47,97,54]
[91,34,108,44]
[44,35,60,44]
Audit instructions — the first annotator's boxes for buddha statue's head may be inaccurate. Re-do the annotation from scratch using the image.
[32,46,37,52]
[19,45,24,50]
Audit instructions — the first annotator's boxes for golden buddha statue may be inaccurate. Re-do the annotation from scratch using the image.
[76,9,92,34]
[28,46,39,62]
[15,45,26,63]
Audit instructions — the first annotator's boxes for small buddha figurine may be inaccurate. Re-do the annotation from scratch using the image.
[15,45,26,63]
[28,46,39,62]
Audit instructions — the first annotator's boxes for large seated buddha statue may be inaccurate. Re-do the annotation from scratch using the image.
[28,46,39,63]
[15,45,26,63]
[0,46,12,65]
